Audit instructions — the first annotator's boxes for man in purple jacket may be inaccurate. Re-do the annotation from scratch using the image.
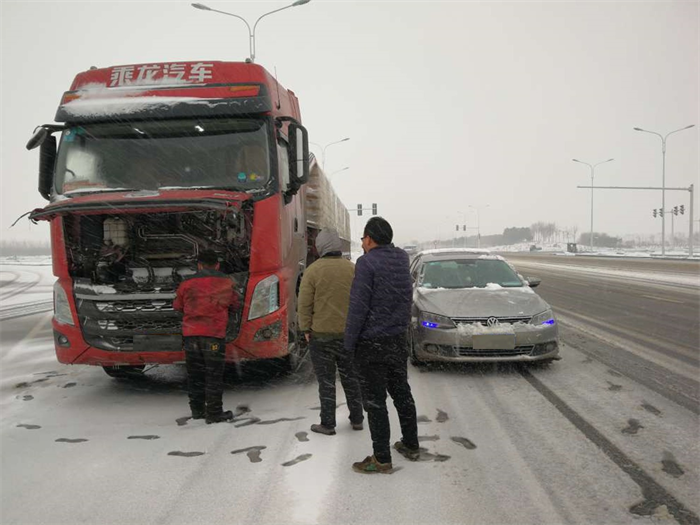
[345,217,419,474]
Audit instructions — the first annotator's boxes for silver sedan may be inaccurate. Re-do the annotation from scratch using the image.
[408,249,560,364]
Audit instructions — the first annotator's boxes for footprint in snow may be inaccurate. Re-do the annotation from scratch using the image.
[17,424,41,430]
[55,438,88,443]
[234,417,261,428]
[416,415,432,424]
[607,369,623,378]
[641,402,662,416]
[436,409,449,422]
[451,436,477,450]
[295,432,309,442]
[622,419,643,435]
[661,452,684,478]
[128,435,160,440]
[282,454,312,467]
[607,382,622,391]
[418,435,440,442]
[168,451,204,457]
[231,446,267,463]
[258,417,305,425]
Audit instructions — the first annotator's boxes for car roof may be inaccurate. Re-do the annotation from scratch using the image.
[417,248,492,256]
[416,248,506,263]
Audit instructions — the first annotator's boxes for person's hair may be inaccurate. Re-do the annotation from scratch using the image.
[197,249,219,267]
[364,217,393,245]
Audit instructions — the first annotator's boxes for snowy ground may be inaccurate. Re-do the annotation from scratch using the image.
[1,258,698,525]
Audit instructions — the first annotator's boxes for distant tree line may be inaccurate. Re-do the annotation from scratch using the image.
[0,240,52,256]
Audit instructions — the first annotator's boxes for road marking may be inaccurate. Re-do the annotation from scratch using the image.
[641,295,686,304]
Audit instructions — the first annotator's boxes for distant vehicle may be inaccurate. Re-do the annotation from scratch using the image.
[529,245,542,252]
[403,244,418,257]
[408,249,560,364]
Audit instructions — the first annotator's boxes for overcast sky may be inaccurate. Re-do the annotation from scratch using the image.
[1,1,697,247]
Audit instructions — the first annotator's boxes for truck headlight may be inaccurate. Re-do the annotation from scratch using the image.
[531,309,555,326]
[53,282,75,326]
[419,311,455,329]
[248,274,280,320]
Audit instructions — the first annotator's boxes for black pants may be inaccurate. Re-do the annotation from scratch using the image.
[184,336,226,417]
[355,333,418,464]
[309,336,364,428]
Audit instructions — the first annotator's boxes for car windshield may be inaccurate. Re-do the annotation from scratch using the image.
[419,258,524,288]
[54,118,272,195]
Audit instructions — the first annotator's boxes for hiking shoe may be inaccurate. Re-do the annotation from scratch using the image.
[351,422,364,431]
[394,440,420,461]
[352,455,392,474]
[310,424,336,436]
[206,410,234,424]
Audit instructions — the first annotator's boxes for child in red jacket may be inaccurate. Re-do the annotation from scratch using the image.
[174,250,239,423]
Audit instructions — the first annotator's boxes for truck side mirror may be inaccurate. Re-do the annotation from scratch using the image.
[288,123,309,192]
[26,127,49,151]
[38,135,57,200]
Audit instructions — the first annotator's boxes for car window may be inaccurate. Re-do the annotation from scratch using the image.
[419,259,524,288]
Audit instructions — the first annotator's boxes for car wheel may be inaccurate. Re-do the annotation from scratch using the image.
[102,365,145,379]
[408,329,425,367]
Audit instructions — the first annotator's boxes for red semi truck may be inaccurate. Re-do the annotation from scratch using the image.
[27,61,349,377]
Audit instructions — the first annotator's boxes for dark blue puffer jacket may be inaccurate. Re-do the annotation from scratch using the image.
[344,244,412,350]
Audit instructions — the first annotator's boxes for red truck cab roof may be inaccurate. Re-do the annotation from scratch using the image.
[56,61,301,123]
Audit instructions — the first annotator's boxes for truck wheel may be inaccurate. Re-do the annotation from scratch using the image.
[102,365,145,379]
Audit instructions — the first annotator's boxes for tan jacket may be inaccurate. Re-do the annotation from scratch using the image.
[297,256,355,335]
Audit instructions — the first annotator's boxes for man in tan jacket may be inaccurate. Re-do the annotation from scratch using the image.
[298,229,364,435]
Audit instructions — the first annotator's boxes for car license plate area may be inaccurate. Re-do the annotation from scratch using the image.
[472,325,516,350]
[133,335,182,352]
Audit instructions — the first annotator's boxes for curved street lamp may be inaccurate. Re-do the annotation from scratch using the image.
[572,158,614,252]
[310,137,350,170]
[192,0,311,63]
[633,125,695,256]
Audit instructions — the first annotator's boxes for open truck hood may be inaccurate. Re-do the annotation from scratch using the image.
[29,189,251,221]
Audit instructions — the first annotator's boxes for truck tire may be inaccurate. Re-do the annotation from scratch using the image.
[102,365,146,379]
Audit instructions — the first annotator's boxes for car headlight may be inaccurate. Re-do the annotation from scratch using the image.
[53,282,75,326]
[531,309,555,326]
[419,311,455,329]
[248,274,280,320]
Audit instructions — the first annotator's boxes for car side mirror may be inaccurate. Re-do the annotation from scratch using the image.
[526,277,541,288]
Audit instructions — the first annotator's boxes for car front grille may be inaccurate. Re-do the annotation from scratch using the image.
[455,345,535,357]
[452,316,532,326]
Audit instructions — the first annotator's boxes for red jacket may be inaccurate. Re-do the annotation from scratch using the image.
[173,269,240,338]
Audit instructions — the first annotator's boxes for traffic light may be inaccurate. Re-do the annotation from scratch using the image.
[357,204,362,216]
[673,206,679,216]
[462,225,466,231]
[680,204,685,215]
[653,209,657,218]
[455,224,459,231]
[659,208,664,215]
[372,203,377,215]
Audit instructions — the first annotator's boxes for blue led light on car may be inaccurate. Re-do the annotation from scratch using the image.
[542,319,555,325]
[422,321,438,329]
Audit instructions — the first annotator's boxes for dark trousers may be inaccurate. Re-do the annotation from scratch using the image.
[184,336,226,417]
[309,336,364,428]
[355,333,418,464]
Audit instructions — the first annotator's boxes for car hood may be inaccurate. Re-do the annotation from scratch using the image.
[414,286,550,318]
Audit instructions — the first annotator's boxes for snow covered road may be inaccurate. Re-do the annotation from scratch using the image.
[1,260,699,525]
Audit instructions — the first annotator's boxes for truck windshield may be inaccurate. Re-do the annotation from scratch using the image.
[54,118,272,195]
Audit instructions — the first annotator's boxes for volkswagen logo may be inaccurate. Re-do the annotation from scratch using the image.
[486,317,499,326]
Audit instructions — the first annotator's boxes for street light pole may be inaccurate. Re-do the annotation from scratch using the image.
[633,125,695,256]
[310,137,350,170]
[573,158,614,252]
[192,0,311,63]
[468,205,489,248]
